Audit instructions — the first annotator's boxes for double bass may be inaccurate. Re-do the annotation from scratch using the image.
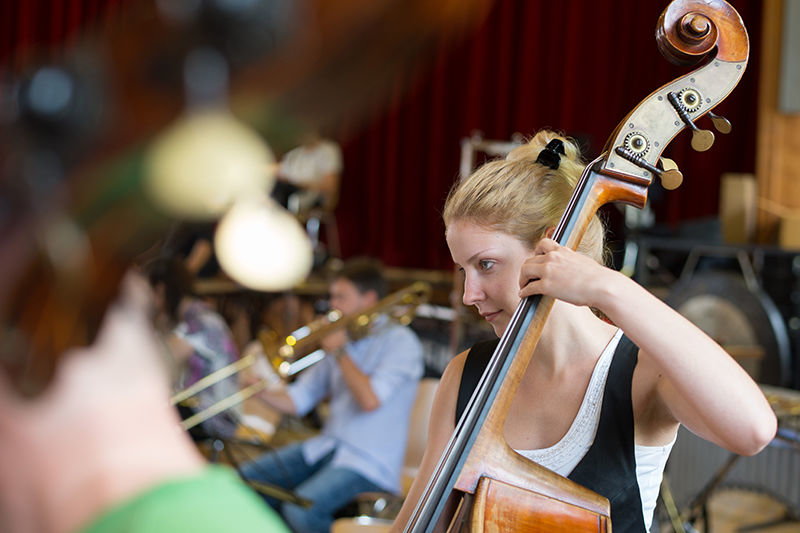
[404,1,749,531]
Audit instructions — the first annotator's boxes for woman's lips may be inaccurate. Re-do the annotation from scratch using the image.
[481,310,501,322]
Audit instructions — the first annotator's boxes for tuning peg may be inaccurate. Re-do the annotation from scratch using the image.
[690,128,715,152]
[658,157,683,190]
[708,111,732,134]
[614,147,684,191]
[667,91,715,152]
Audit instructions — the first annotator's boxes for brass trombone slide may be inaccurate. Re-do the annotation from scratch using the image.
[172,281,431,431]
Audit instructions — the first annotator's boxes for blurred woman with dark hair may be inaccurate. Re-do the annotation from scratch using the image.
[146,256,241,438]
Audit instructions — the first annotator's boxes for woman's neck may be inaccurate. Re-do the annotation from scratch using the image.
[532,301,617,377]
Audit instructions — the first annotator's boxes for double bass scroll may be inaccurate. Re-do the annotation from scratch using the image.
[404,1,750,531]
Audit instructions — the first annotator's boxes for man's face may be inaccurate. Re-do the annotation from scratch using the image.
[329,277,376,316]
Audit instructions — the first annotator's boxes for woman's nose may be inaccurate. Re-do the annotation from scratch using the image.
[462,274,484,306]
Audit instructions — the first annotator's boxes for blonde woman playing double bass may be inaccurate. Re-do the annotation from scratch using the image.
[393,131,776,532]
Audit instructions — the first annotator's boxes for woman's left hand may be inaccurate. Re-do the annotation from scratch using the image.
[518,238,618,308]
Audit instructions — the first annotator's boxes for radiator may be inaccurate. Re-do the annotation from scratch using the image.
[665,426,800,519]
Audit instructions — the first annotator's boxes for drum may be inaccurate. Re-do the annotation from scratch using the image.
[666,271,792,387]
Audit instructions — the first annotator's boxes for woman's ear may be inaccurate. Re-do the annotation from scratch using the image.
[544,226,556,239]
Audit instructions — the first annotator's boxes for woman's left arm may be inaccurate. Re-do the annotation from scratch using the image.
[520,239,777,456]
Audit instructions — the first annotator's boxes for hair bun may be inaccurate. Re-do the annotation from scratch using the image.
[535,139,566,169]
[506,130,582,167]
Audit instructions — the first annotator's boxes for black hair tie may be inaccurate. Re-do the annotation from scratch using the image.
[535,138,566,170]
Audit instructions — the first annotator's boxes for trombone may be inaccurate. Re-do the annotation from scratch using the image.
[172,281,431,431]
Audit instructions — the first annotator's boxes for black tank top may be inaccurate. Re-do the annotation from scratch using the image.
[456,334,646,532]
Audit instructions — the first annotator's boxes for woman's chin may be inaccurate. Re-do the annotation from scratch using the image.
[491,320,506,337]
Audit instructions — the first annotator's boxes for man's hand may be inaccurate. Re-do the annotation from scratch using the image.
[320,328,348,355]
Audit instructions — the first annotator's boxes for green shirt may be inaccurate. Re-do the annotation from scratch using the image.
[81,466,289,533]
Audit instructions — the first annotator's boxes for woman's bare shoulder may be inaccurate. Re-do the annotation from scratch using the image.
[427,349,471,428]
[438,349,469,393]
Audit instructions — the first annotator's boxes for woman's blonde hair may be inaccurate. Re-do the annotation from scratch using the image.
[443,129,605,263]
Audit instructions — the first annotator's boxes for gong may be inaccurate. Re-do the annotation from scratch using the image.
[666,271,792,387]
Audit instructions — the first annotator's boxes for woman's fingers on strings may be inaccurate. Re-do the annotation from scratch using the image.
[519,279,543,298]
[521,245,557,290]
[534,237,559,255]
[519,260,547,296]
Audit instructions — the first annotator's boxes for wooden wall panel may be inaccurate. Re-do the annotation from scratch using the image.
[757,0,800,244]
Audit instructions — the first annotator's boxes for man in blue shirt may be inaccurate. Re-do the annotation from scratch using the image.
[240,258,424,533]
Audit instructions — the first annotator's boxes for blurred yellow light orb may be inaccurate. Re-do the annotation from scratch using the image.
[145,110,275,219]
[215,198,313,291]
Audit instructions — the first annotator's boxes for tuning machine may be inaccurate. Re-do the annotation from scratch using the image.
[614,147,683,190]
[658,157,683,190]
[708,111,732,134]
[667,90,715,152]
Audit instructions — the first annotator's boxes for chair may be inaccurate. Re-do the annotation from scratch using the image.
[331,377,440,531]
[331,516,393,533]
[300,206,341,259]
[398,377,439,495]
[289,172,341,259]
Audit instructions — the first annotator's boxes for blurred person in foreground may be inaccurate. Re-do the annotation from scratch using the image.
[0,273,288,533]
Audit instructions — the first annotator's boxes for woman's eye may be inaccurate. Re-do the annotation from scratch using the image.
[479,260,495,271]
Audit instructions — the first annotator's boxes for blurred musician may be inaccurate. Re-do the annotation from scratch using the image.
[145,256,241,439]
[271,130,343,214]
[240,257,424,533]
[0,273,288,533]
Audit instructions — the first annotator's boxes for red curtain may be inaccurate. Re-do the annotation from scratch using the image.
[337,0,763,269]
[0,0,129,68]
[2,0,763,271]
